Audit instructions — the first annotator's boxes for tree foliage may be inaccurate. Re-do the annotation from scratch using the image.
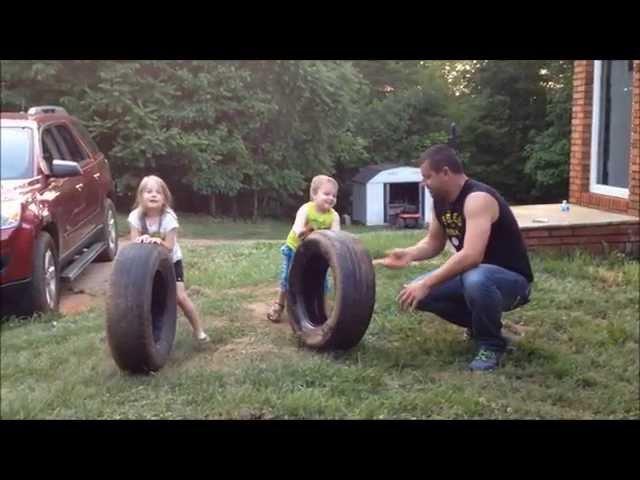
[1,60,573,214]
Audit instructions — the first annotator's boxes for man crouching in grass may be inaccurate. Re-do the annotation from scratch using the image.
[382,145,534,372]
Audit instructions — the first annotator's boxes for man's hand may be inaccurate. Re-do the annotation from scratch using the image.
[396,279,431,311]
[382,248,413,269]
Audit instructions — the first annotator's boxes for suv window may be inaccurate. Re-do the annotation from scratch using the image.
[53,124,88,163]
[70,119,101,156]
[41,128,64,171]
[0,127,33,180]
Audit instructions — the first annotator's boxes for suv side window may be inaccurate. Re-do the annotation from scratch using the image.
[53,124,88,164]
[41,128,63,171]
[70,119,101,157]
[49,126,73,161]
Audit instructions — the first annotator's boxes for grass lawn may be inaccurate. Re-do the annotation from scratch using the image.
[1,226,638,419]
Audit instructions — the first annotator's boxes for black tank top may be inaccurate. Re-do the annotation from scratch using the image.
[433,178,534,283]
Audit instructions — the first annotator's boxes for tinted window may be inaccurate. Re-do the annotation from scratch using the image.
[47,127,72,161]
[41,128,63,169]
[0,127,32,179]
[71,119,101,156]
[54,125,87,163]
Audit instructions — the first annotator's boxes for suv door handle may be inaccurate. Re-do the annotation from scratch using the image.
[93,173,101,180]
[75,184,84,191]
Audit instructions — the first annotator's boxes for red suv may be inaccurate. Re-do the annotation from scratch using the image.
[1,106,118,316]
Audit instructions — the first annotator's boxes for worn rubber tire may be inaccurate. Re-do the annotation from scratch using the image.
[287,230,375,350]
[106,243,177,374]
[95,199,118,262]
[24,232,60,316]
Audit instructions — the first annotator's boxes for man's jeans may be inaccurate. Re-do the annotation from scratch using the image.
[413,264,532,352]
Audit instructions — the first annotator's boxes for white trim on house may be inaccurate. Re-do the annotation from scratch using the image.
[589,183,630,198]
[590,60,630,199]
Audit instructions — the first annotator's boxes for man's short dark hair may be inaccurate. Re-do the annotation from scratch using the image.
[419,144,464,174]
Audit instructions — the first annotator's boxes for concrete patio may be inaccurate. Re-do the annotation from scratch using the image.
[511,204,639,256]
[512,203,639,229]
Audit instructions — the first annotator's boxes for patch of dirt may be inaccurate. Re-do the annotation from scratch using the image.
[188,285,297,371]
[57,237,130,316]
[503,320,535,338]
[188,283,278,301]
[185,285,209,298]
[59,293,100,315]
[59,259,116,315]
[227,284,279,299]
[215,336,282,358]
[593,268,624,288]
[246,298,293,329]
[58,237,276,316]
[190,331,293,373]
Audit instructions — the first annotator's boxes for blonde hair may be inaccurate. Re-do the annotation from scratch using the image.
[309,175,338,200]
[133,175,173,214]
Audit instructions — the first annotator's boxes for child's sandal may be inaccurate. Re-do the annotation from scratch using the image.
[267,302,285,323]
[195,331,210,343]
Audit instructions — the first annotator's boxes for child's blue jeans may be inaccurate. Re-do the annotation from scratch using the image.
[279,244,331,293]
[279,244,296,292]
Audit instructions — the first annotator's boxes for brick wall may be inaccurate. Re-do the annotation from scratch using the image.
[522,223,640,256]
[631,60,640,215]
[569,60,640,217]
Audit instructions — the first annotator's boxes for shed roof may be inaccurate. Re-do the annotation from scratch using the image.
[352,163,404,184]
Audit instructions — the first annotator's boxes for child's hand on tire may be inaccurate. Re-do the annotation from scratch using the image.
[298,226,314,241]
[136,235,162,245]
[136,234,151,243]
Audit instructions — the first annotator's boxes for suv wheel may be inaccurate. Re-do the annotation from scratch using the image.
[96,199,118,262]
[26,232,60,315]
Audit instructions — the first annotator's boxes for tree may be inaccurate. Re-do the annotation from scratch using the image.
[239,61,369,218]
[1,61,98,111]
[60,61,268,212]
[351,61,453,164]
[3,60,571,215]
[454,60,549,202]
[524,61,573,201]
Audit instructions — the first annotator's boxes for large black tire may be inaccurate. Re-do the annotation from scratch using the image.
[95,199,118,262]
[106,243,177,374]
[287,230,375,350]
[24,232,60,316]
